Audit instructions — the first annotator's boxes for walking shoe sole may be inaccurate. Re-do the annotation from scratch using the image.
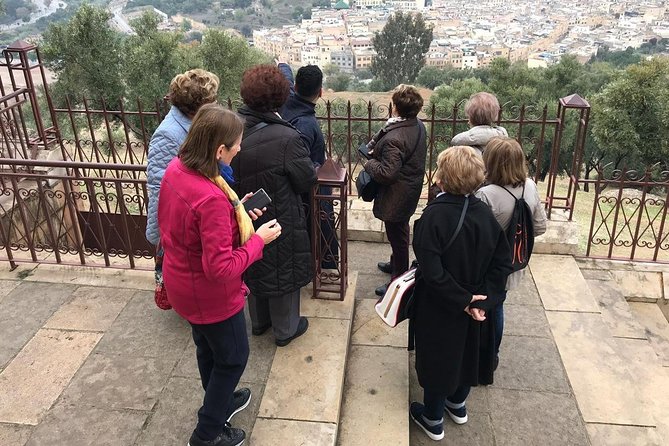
[410,411,445,441]
[445,408,468,424]
[226,390,252,423]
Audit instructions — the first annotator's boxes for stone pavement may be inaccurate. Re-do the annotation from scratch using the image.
[0,242,667,445]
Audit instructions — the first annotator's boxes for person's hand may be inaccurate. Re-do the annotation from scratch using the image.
[464,294,487,321]
[256,219,282,245]
[241,193,266,220]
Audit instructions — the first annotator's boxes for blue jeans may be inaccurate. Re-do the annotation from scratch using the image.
[190,309,249,440]
[491,291,507,356]
[423,385,471,421]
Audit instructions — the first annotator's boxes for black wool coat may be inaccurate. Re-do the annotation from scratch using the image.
[411,193,513,395]
[231,106,317,298]
[364,118,427,223]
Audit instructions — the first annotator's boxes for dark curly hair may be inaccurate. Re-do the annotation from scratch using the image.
[240,65,290,112]
[168,69,219,117]
[295,65,323,100]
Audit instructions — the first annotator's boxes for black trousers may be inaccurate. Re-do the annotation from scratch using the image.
[385,220,410,279]
[190,309,249,440]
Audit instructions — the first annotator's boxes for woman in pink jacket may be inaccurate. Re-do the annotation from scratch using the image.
[158,103,281,446]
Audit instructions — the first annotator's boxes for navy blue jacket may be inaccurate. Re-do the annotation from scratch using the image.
[278,63,326,167]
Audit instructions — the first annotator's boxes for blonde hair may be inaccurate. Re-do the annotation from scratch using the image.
[435,146,485,195]
[169,69,220,117]
[392,84,423,118]
[483,137,528,187]
[464,92,500,126]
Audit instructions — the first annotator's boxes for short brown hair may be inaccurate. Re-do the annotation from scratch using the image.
[392,84,423,118]
[464,92,500,126]
[169,69,220,117]
[179,104,244,178]
[240,65,290,112]
[435,146,485,195]
[483,137,528,187]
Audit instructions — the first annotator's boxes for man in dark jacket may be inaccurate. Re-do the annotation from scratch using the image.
[277,61,338,270]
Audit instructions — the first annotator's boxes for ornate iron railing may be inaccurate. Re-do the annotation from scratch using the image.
[583,166,669,263]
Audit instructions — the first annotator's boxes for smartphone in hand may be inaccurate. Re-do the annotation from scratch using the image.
[357,142,372,160]
[243,188,272,212]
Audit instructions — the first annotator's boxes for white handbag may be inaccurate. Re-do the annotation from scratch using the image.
[375,268,416,327]
[375,196,470,328]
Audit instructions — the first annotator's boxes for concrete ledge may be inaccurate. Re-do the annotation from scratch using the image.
[21,264,153,290]
[253,272,357,446]
[534,215,580,256]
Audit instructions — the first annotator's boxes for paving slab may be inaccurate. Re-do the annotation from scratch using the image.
[338,345,408,446]
[60,352,176,411]
[0,282,76,369]
[94,291,191,360]
[489,388,589,446]
[613,337,669,443]
[24,263,153,290]
[43,286,135,332]
[546,311,655,426]
[586,424,663,446]
[0,279,20,304]
[664,272,668,300]
[494,335,570,394]
[585,278,647,339]
[300,272,357,320]
[137,377,264,445]
[505,270,542,306]
[628,302,669,366]
[533,218,579,255]
[258,317,349,423]
[250,418,337,446]
[529,255,600,312]
[351,298,407,348]
[0,423,33,446]
[347,241,391,273]
[503,304,552,338]
[611,270,664,301]
[25,404,147,446]
[0,328,101,425]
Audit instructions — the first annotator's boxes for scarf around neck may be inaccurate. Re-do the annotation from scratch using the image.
[210,175,255,245]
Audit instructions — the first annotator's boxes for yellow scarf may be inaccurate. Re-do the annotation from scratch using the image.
[211,175,255,245]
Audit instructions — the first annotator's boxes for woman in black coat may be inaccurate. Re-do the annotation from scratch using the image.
[410,146,512,441]
[231,65,317,347]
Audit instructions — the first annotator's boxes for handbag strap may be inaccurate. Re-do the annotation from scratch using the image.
[242,121,269,141]
[445,196,469,250]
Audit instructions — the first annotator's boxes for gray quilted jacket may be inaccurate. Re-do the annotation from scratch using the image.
[145,106,191,245]
[450,125,508,154]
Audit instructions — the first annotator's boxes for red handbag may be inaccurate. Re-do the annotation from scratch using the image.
[154,243,172,310]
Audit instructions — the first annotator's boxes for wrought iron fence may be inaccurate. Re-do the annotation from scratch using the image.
[582,166,669,263]
[0,158,153,270]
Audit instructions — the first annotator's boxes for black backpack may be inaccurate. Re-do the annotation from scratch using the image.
[500,183,534,272]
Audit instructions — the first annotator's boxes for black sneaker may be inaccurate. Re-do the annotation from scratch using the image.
[187,426,245,446]
[444,400,468,424]
[375,283,389,297]
[377,261,392,274]
[227,388,251,423]
[275,317,309,347]
[409,402,444,441]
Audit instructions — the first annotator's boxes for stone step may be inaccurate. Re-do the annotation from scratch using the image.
[627,302,669,367]
[337,298,409,446]
[584,276,646,340]
[249,272,358,446]
[530,255,658,441]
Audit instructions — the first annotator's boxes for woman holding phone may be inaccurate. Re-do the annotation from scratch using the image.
[159,103,281,446]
